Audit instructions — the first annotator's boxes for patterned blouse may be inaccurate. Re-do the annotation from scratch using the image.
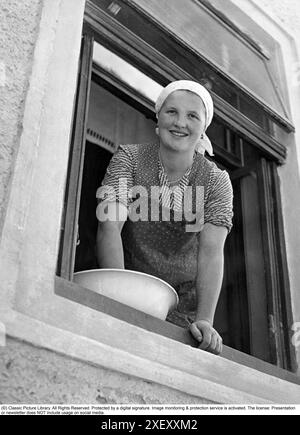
[98,143,233,289]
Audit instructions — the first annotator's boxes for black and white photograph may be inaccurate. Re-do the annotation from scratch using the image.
[0,0,300,417]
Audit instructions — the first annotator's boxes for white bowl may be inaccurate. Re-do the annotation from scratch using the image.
[73,269,179,320]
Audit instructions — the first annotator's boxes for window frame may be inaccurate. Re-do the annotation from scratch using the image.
[57,34,94,281]
[56,2,297,380]
[84,0,289,162]
[123,0,294,132]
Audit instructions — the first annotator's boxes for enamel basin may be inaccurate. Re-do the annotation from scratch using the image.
[73,269,179,320]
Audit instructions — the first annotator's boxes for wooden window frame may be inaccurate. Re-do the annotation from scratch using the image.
[84,1,289,162]
[56,3,298,384]
[123,0,293,133]
[256,159,296,370]
[57,34,94,281]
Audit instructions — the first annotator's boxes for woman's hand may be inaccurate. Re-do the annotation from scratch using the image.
[189,320,223,355]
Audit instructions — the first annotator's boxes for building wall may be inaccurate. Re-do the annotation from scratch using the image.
[254,0,300,39]
[0,338,213,404]
[0,0,43,238]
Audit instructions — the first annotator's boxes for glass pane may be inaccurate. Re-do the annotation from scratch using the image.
[93,42,162,104]
[239,96,266,130]
[87,80,157,153]
[92,0,239,108]
[206,119,226,150]
[126,0,289,121]
[76,42,159,271]
[90,0,292,136]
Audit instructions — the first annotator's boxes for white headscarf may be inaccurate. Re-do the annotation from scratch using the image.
[155,80,214,156]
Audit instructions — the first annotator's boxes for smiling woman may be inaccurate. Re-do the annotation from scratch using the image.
[96,80,234,356]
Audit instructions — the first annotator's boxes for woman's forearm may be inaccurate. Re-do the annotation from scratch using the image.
[96,223,125,269]
[195,249,224,324]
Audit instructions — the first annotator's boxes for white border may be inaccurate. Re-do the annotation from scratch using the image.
[0,0,299,404]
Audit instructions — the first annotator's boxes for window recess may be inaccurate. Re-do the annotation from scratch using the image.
[57,2,298,380]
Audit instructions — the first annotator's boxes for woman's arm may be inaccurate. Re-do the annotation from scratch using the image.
[95,145,137,269]
[96,202,128,269]
[189,223,228,355]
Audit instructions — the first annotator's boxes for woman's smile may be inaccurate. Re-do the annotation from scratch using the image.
[169,130,189,138]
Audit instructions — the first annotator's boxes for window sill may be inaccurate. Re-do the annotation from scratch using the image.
[55,277,300,403]
[55,276,300,388]
[1,276,300,405]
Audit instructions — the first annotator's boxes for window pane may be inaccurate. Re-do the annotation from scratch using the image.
[87,80,157,154]
[93,42,162,104]
[126,0,290,122]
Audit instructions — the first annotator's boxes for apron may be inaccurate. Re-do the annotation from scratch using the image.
[121,143,212,325]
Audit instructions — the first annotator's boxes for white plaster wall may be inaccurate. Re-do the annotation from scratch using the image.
[253,0,300,40]
[0,338,214,404]
[0,0,43,238]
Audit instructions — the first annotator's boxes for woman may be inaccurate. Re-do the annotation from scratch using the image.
[96,80,233,355]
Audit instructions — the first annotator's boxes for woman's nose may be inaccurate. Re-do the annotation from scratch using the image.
[174,115,186,128]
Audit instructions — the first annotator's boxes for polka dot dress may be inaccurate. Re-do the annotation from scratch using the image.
[99,143,233,325]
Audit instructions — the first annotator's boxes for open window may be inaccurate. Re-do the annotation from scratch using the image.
[56,0,298,384]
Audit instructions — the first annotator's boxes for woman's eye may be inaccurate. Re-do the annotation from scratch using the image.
[189,113,199,120]
[167,109,176,114]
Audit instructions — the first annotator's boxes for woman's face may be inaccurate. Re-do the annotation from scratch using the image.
[157,90,206,154]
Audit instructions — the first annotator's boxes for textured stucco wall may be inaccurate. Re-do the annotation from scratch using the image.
[0,0,43,237]
[0,338,214,404]
[253,0,300,39]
